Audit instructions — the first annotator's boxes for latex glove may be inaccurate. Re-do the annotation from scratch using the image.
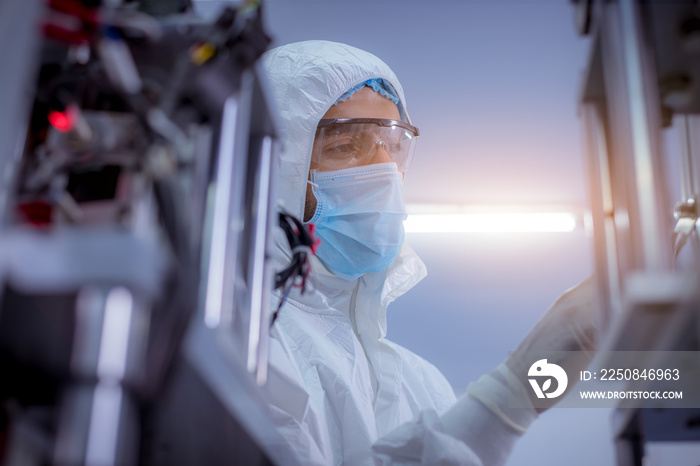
[506,276,597,412]
[461,278,598,435]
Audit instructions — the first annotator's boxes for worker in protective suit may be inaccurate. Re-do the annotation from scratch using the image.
[262,40,596,466]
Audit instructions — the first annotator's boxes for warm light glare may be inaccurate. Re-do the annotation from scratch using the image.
[404,211,577,233]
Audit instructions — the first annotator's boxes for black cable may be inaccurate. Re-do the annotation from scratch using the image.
[271,210,318,325]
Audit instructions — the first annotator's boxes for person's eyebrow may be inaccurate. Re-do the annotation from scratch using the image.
[322,125,355,136]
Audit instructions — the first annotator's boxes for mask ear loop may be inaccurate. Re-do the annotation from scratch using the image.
[305,177,321,223]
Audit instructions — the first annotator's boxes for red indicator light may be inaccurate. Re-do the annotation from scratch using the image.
[18,201,52,227]
[48,108,75,132]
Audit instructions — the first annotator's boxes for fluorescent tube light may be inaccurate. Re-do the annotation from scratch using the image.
[404,205,578,233]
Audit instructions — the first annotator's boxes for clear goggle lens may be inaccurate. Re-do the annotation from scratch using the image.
[312,118,419,173]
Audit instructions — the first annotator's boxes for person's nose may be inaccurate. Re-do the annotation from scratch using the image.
[368,139,392,165]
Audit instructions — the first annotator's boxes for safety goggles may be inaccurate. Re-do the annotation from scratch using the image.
[312,118,419,173]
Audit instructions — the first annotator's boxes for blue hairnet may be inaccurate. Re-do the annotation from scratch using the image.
[336,78,405,121]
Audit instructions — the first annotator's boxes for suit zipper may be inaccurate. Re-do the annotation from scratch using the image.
[349,280,379,396]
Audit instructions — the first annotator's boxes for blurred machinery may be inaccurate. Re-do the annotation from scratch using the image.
[0,0,301,464]
[574,0,700,463]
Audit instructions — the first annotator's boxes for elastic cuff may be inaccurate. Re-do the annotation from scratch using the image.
[466,363,538,434]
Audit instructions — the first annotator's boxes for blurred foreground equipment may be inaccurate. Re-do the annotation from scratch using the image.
[575,0,700,463]
[0,0,298,464]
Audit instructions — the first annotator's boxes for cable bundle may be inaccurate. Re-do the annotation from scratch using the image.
[272,211,320,325]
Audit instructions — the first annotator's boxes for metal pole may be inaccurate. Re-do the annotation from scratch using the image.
[0,0,43,225]
[247,135,275,384]
[55,287,146,466]
[617,0,672,272]
[204,96,241,329]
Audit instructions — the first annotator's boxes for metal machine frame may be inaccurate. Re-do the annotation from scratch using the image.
[575,0,700,463]
[0,0,297,464]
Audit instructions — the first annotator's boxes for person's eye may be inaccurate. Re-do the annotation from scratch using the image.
[324,139,360,158]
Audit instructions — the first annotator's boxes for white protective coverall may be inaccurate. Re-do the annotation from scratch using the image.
[261,40,538,466]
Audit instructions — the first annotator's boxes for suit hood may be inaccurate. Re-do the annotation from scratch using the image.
[262,40,426,317]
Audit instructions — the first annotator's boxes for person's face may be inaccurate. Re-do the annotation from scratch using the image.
[304,87,402,221]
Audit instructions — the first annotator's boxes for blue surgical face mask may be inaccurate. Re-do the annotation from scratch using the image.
[308,162,406,280]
